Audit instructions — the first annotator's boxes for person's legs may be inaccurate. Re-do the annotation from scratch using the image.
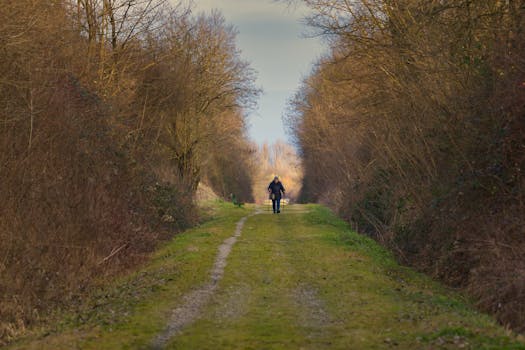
[276,198,281,213]
[272,199,277,213]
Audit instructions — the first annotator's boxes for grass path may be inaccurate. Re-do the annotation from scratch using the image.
[8,203,525,349]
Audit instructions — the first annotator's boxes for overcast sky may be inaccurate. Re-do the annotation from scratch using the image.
[188,0,324,144]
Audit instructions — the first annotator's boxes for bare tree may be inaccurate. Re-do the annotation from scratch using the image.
[0,1,259,343]
[287,0,525,331]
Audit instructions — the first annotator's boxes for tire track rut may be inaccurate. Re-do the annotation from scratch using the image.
[151,211,260,349]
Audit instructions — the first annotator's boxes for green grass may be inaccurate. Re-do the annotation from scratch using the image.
[8,203,525,349]
[8,201,252,350]
[168,205,524,349]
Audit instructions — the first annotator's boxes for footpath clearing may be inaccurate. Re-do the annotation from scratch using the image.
[9,203,525,349]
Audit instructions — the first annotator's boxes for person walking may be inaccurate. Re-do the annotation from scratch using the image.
[268,176,285,214]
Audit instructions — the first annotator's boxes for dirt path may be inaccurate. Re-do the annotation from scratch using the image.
[152,211,260,348]
[8,204,524,350]
[162,205,524,349]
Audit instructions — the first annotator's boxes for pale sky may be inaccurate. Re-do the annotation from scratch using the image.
[188,0,324,144]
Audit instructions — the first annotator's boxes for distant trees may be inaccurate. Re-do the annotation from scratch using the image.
[205,120,257,203]
[288,0,525,331]
[0,0,257,343]
[253,141,303,204]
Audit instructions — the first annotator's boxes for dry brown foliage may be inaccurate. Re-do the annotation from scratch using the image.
[288,0,525,332]
[0,0,257,344]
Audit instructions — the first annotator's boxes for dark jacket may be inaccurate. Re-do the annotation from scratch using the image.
[268,181,285,200]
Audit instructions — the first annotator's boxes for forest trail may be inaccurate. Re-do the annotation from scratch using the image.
[9,203,524,350]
